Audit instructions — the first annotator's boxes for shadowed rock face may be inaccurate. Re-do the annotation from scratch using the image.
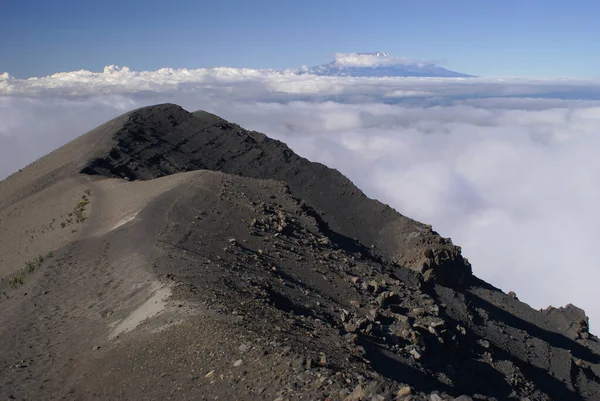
[80,103,471,288]
[2,104,599,401]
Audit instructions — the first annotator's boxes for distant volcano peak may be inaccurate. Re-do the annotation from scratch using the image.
[309,52,473,78]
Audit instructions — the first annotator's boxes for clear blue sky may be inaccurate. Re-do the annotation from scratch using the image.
[2,0,599,78]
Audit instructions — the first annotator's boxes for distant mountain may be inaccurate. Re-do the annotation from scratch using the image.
[308,52,473,78]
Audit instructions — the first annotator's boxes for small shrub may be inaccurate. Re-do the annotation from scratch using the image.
[73,196,90,223]
[8,276,24,288]
[24,261,36,273]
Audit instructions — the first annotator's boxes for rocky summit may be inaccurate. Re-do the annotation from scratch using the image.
[0,104,598,400]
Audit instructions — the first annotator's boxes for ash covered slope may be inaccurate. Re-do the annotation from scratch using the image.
[76,104,600,399]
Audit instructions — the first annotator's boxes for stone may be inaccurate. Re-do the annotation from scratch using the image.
[423,269,435,282]
[345,384,366,401]
[344,333,358,343]
[396,314,410,323]
[376,291,397,307]
[367,280,380,293]
[412,308,425,316]
[367,309,380,322]
[344,322,359,333]
[397,386,412,397]
[430,320,445,329]
[233,359,243,367]
[409,348,422,360]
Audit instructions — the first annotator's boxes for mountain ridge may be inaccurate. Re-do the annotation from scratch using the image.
[0,104,598,400]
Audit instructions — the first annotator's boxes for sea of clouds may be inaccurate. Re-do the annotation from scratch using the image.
[2,65,600,330]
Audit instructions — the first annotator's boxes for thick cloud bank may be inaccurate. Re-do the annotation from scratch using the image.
[2,66,600,330]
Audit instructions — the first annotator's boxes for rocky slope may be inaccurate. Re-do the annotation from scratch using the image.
[0,104,598,400]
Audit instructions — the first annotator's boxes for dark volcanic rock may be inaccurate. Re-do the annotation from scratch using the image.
[543,304,591,340]
[80,103,471,288]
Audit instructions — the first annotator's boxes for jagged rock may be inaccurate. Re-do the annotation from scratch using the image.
[345,384,366,401]
[397,386,412,397]
[430,320,445,329]
[363,280,380,293]
[367,309,381,322]
[344,322,359,333]
[542,303,590,339]
[396,314,410,323]
[412,308,426,316]
[376,291,398,307]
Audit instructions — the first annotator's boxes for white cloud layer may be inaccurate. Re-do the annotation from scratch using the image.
[2,66,600,331]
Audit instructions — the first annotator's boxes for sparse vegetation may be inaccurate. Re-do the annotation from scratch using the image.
[8,275,24,288]
[4,252,54,290]
[23,261,36,273]
[59,193,92,229]
[74,195,90,223]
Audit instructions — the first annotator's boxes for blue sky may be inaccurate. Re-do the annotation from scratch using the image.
[2,0,600,78]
